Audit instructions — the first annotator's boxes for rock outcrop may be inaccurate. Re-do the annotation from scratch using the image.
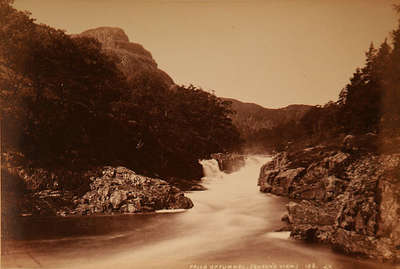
[2,163,193,217]
[74,27,174,89]
[211,153,246,173]
[74,166,193,215]
[259,146,400,263]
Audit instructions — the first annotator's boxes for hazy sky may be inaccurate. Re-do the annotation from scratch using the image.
[14,0,398,108]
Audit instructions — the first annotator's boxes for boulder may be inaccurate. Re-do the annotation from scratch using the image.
[342,133,378,153]
[74,166,193,215]
[110,190,128,209]
[274,168,305,194]
[211,153,246,173]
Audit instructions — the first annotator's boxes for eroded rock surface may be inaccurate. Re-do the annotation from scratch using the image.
[259,146,400,263]
[2,163,193,217]
[73,166,193,215]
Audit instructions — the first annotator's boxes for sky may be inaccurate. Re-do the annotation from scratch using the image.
[14,0,399,108]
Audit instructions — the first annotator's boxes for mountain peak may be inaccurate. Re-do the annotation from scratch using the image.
[74,26,174,88]
[79,27,130,46]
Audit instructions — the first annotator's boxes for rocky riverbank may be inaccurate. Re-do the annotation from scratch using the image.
[2,164,193,218]
[258,145,400,263]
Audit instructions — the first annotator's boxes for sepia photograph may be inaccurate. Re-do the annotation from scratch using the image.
[1,0,400,268]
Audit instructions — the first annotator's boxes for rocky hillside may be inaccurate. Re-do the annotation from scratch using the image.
[222,97,311,139]
[74,27,174,89]
[258,140,400,263]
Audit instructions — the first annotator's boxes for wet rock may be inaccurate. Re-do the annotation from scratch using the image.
[281,213,290,223]
[110,190,128,209]
[274,168,305,195]
[286,201,337,226]
[190,184,207,191]
[121,199,141,213]
[258,153,305,196]
[74,166,193,215]
[376,157,400,249]
[171,193,194,209]
[291,224,334,243]
[332,228,379,258]
[211,153,246,173]
[259,182,272,193]
[259,145,400,263]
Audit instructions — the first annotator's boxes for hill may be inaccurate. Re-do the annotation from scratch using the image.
[1,3,242,185]
[222,97,311,140]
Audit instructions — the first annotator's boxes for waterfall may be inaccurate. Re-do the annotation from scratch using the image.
[198,159,224,178]
[5,154,380,269]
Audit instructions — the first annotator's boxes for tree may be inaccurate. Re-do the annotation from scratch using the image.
[380,6,400,133]
[1,1,129,168]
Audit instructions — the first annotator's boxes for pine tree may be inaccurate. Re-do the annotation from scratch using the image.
[363,42,378,80]
[381,6,400,133]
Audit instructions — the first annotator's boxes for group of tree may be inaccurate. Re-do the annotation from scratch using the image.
[0,0,242,181]
[254,5,400,152]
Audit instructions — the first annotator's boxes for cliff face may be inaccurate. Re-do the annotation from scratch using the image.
[259,147,400,263]
[74,27,174,89]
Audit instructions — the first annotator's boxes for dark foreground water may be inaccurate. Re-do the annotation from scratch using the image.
[2,156,397,269]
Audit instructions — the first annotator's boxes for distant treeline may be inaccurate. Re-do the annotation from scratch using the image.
[0,0,242,180]
[250,5,400,153]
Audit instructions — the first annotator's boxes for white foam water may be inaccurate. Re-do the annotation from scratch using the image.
[2,155,393,269]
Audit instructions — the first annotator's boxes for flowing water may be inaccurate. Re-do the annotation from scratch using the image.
[2,156,396,269]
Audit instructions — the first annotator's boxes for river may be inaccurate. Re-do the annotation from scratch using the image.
[2,156,395,269]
